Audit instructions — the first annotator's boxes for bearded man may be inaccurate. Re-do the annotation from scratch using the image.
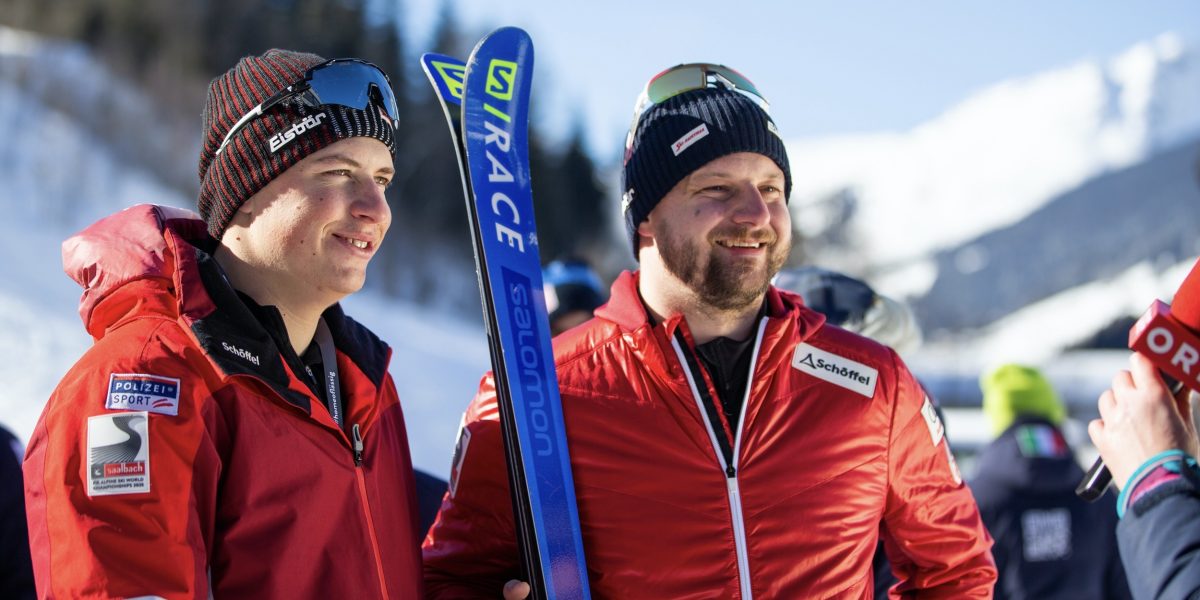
[423,63,996,599]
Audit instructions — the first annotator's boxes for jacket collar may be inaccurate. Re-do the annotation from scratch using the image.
[595,270,827,380]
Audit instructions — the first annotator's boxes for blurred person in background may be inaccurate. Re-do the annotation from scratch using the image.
[0,425,34,600]
[543,257,607,336]
[971,364,1130,598]
[773,266,922,355]
[1090,353,1200,599]
[23,49,424,598]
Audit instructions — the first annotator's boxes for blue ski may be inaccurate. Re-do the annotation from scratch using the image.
[421,28,591,600]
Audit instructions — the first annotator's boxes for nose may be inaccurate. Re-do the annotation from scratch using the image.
[352,180,392,228]
[730,183,770,227]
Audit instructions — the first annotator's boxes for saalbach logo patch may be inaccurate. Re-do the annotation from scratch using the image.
[106,373,180,416]
[792,343,878,397]
[87,412,150,497]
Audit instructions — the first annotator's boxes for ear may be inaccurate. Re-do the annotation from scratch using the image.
[636,216,654,243]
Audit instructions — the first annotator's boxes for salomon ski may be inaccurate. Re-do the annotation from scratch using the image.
[420,27,590,600]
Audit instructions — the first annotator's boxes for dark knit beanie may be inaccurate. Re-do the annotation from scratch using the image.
[621,87,792,258]
[197,49,397,239]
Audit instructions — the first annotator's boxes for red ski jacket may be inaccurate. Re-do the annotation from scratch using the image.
[424,271,995,598]
[23,205,423,599]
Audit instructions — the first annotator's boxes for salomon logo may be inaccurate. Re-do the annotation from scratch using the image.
[221,341,261,366]
[269,113,327,153]
[792,343,878,397]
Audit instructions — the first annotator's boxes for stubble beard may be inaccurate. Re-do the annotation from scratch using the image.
[659,225,790,312]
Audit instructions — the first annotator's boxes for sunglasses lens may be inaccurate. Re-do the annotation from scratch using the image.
[645,66,705,104]
[306,60,399,123]
[625,63,769,155]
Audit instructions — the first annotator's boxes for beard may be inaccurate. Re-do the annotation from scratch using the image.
[658,223,790,312]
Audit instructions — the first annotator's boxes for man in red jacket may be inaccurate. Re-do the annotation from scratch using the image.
[24,50,424,598]
[424,63,996,598]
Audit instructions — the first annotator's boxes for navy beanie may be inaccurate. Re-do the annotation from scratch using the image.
[621,87,791,258]
[198,49,397,240]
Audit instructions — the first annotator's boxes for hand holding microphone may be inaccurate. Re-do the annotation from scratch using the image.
[1087,353,1199,490]
[1079,258,1200,500]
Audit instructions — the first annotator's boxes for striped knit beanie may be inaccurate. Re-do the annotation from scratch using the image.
[198,49,397,240]
[621,87,791,258]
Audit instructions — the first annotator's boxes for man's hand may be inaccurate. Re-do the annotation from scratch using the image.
[1089,352,1200,490]
[503,579,530,599]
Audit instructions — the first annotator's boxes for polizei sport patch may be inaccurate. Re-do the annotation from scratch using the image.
[792,343,878,397]
[87,412,150,497]
[106,373,180,416]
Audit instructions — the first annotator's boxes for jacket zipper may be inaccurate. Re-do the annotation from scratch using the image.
[235,375,389,597]
[671,318,768,600]
[352,423,391,600]
[353,422,365,466]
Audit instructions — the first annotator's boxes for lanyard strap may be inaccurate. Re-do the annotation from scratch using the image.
[314,318,344,429]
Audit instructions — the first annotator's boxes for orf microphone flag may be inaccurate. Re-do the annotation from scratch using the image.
[1077,257,1200,501]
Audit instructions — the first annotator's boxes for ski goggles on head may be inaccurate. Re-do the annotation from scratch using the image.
[216,58,399,155]
[624,62,771,154]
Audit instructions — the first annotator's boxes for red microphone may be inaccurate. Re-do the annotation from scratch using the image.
[1077,257,1200,501]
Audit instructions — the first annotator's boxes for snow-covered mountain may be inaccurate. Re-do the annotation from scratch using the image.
[788,33,1200,291]
[785,32,1200,384]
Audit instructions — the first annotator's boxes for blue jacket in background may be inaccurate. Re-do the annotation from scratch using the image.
[969,417,1131,599]
[1118,454,1200,599]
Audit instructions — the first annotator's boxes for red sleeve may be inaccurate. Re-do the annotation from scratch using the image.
[422,373,524,598]
[23,325,220,599]
[881,358,997,598]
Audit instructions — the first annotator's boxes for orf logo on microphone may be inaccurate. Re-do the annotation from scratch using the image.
[1129,299,1200,393]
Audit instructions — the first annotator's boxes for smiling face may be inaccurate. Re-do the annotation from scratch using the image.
[638,152,791,312]
[218,136,394,313]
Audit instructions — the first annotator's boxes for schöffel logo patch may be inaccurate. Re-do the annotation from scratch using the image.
[792,343,878,397]
[106,373,180,416]
[87,412,150,497]
[671,123,709,156]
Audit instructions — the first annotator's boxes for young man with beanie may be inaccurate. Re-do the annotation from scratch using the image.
[969,364,1130,598]
[424,63,995,598]
[24,49,423,598]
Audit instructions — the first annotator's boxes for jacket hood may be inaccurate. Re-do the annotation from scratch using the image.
[62,204,212,340]
[971,416,1083,494]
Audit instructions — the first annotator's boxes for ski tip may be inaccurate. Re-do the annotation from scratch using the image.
[421,53,467,105]
[469,26,534,59]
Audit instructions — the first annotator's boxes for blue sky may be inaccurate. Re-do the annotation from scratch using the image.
[402,1,1199,164]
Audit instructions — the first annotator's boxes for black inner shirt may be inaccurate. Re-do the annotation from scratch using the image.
[695,334,755,434]
[236,291,328,407]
